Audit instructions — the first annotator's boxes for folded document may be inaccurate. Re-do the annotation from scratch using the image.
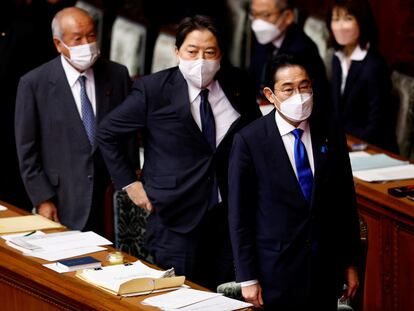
[76,261,185,296]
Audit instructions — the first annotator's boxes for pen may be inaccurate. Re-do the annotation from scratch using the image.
[24,230,36,237]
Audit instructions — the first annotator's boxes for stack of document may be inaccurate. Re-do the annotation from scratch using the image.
[349,152,414,182]
[76,261,185,296]
[2,231,112,261]
[142,288,253,311]
[0,214,63,234]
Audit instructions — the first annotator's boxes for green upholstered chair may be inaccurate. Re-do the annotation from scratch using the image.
[113,190,153,263]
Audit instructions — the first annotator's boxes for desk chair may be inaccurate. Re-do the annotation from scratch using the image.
[218,215,368,311]
[112,189,153,263]
[392,70,414,159]
[110,16,147,78]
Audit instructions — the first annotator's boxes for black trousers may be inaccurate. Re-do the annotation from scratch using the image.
[145,203,234,291]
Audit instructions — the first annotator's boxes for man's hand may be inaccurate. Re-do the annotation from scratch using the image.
[37,200,60,222]
[342,266,359,300]
[126,181,153,212]
[242,283,264,308]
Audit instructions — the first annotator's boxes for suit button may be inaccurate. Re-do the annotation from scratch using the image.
[207,177,211,181]
[88,175,93,180]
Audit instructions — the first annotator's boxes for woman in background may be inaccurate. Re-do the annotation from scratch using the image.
[327,0,398,152]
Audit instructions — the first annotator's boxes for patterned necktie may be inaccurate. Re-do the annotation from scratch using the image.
[199,89,218,208]
[199,89,216,151]
[291,128,314,202]
[78,75,95,146]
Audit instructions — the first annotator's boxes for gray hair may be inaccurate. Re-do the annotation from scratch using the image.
[51,13,63,39]
[51,7,92,40]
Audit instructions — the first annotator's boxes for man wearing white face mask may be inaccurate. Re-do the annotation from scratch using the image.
[15,7,132,235]
[249,0,328,105]
[97,15,261,290]
[229,54,361,309]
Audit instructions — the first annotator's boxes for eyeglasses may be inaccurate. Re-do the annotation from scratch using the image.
[248,10,280,21]
[275,84,312,97]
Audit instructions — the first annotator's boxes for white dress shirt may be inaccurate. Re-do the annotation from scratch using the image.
[241,110,314,288]
[334,45,368,94]
[186,79,240,147]
[60,55,97,117]
[185,77,241,203]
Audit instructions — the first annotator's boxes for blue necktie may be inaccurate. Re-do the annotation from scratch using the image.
[78,76,95,146]
[292,128,313,202]
[199,89,218,208]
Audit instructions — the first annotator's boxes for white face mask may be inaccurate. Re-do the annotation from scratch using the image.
[61,41,100,71]
[178,57,221,89]
[273,92,313,122]
[251,18,282,45]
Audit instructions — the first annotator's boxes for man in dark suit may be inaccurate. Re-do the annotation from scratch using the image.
[228,54,361,309]
[97,15,261,290]
[15,7,131,235]
[249,0,328,106]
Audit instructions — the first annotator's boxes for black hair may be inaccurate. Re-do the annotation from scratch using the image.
[327,0,379,50]
[175,15,223,51]
[274,0,295,11]
[265,54,311,88]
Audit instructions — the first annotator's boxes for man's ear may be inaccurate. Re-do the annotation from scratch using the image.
[283,9,295,27]
[263,87,276,103]
[175,46,180,64]
[53,37,63,54]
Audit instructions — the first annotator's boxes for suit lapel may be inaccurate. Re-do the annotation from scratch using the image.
[215,70,244,150]
[49,57,92,152]
[49,58,91,150]
[166,69,208,149]
[309,120,329,209]
[93,61,113,152]
[343,60,364,102]
[263,112,305,200]
[93,60,112,123]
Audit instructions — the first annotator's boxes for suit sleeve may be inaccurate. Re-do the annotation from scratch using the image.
[228,133,258,282]
[97,79,148,189]
[15,77,56,206]
[336,124,362,269]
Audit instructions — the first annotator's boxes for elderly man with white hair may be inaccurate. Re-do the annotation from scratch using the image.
[15,7,132,235]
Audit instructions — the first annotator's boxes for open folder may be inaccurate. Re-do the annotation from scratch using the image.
[0,215,64,234]
[76,261,185,296]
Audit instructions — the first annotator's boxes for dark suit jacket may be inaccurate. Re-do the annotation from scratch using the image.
[331,49,398,152]
[249,24,329,106]
[97,65,261,233]
[15,56,130,230]
[228,110,361,307]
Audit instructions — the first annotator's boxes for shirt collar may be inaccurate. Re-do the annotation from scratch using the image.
[334,44,368,62]
[187,79,220,103]
[272,33,286,49]
[60,54,94,87]
[275,110,308,136]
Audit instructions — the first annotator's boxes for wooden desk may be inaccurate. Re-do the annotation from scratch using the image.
[348,137,414,311]
[0,202,207,311]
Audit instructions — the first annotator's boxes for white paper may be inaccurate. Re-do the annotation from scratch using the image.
[0,204,7,211]
[23,246,106,261]
[79,261,170,292]
[142,288,221,309]
[2,230,45,241]
[353,164,414,182]
[349,151,371,159]
[43,262,70,273]
[350,153,408,172]
[164,295,253,311]
[9,231,110,254]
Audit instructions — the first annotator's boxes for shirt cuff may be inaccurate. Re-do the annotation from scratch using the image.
[122,181,138,191]
[240,279,259,287]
